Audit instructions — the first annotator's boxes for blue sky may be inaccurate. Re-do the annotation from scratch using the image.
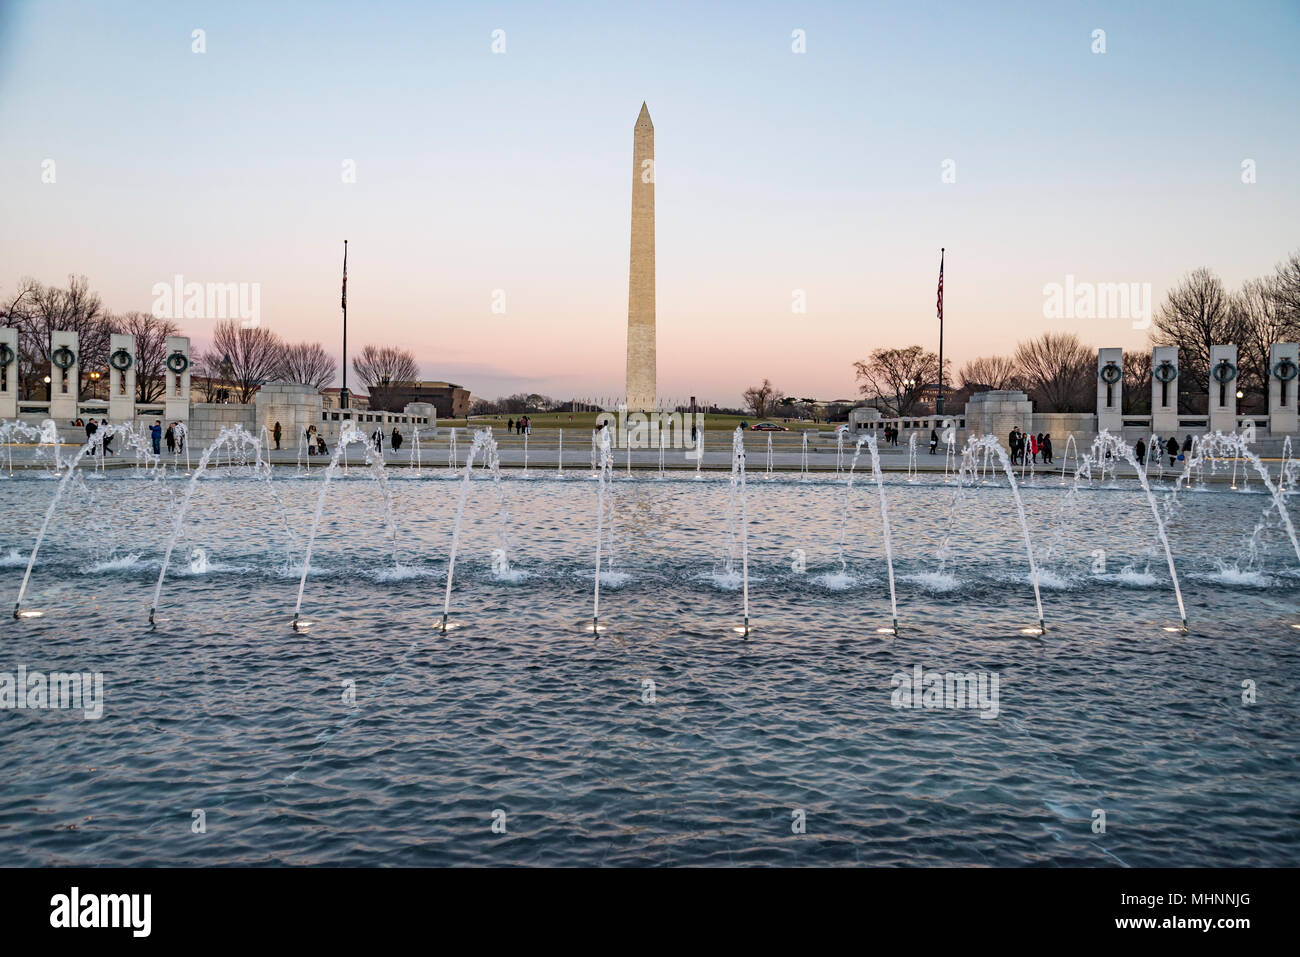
[1,0,1297,403]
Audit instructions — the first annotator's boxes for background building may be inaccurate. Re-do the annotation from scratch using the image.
[381,381,470,418]
[320,388,369,411]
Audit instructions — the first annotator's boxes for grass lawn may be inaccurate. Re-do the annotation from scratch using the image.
[438,411,844,431]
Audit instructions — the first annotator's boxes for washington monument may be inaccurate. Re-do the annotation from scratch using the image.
[625,102,656,412]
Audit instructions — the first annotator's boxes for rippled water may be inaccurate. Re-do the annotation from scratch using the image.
[1,467,1298,865]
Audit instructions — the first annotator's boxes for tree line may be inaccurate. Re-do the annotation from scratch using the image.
[1,275,421,409]
[853,249,1300,416]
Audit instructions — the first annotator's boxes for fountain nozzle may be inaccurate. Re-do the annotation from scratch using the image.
[12,603,20,619]
[892,617,899,638]
[743,615,750,639]
[148,607,155,627]
[440,612,448,635]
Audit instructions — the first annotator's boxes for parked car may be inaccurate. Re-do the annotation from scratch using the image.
[751,422,788,431]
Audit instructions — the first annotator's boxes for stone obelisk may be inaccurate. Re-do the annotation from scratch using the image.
[625,102,656,412]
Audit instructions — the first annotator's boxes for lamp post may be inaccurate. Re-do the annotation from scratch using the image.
[88,369,101,400]
[43,374,51,402]
[899,378,916,416]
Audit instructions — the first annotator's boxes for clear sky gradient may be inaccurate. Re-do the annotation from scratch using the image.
[1,1,1297,405]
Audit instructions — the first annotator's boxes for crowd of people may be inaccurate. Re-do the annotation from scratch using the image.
[71,417,187,457]
[298,424,408,456]
[1007,427,1053,465]
[61,414,1205,473]
[1134,434,1194,468]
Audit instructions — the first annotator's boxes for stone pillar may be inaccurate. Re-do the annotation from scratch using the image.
[49,331,79,422]
[850,407,881,433]
[164,335,191,423]
[403,402,437,430]
[965,389,1033,442]
[1151,346,1179,436]
[1269,342,1299,435]
[108,333,137,422]
[624,102,656,412]
[1096,347,1123,433]
[0,327,18,420]
[1208,344,1238,434]
[254,382,322,446]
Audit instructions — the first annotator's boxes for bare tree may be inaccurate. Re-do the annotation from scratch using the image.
[741,378,782,418]
[1122,349,1152,414]
[279,341,337,392]
[198,319,286,404]
[1268,248,1300,327]
[958,355,1022,392]
[853,346,945,415]
[1231,255,1300,408]
[4,275,114,398]
[352,344,419,411]
[115,311,180,403]
[1149,267,1242,403]
[1014,332,1093,412]
[191,353,225,403]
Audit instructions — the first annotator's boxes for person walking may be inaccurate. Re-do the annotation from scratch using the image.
[1166,436,1179,467]
[373,427,383,453]
[1134,438,1146,465]
[507,417,514,433]
[273,421,282,450]
[165,423,176,453]
[1182,435,1193,457]
[1007,427,1018,464]
[149,420,162,456]
[1042,433,1053,465]
[929,428,938,454]
[391,427,403,451]
[100,420,114,456]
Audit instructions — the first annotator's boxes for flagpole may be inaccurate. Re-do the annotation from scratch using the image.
[341,239,349,410]
[936,247,945,417]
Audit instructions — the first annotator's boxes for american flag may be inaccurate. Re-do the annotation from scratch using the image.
[936,249,944,320]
